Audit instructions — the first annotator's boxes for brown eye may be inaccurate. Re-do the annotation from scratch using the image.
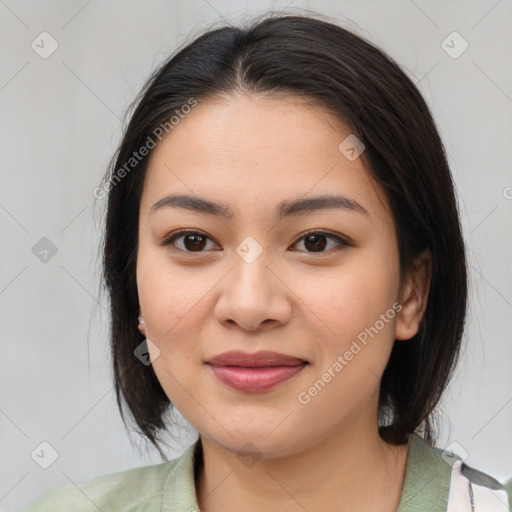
[161,229,349,255]
[291,231,349,254]
[303,233,328,252]
[162,230,218,252]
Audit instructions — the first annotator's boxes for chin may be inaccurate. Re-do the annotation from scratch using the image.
[204,427,305,460]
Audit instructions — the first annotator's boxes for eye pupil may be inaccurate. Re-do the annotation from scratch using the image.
[184,234,207,251]
[304,234,327,252]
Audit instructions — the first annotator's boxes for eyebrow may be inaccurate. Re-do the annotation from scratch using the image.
[149,193,370,219]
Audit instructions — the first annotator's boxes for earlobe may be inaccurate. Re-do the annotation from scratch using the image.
[138,307,145,335]
[395,249,432,341]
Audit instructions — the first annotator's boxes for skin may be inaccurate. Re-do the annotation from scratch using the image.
[136,92,432,511]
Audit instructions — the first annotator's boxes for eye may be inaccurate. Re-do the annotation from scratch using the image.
[161,229,349,254]
[290,230,350,254]
[161,230,219,253]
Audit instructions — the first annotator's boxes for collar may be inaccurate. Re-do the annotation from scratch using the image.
[397,433,454,511]
[162,432,453,511]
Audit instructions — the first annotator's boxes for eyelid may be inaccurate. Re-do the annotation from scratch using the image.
[160,228,351,253]
[160,229,220,249]
[293,228,351,247]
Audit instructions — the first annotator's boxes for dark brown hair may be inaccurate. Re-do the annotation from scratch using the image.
[100,12,468,460]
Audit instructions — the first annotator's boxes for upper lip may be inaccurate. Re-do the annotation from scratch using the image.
[206,350,307,367]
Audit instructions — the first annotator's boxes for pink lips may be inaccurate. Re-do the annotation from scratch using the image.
[206,350,308,392]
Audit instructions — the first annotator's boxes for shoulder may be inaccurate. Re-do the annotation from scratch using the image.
[447,459,511,511]
[505,479,512,508]
[399,434,512,511]
[16,447,191,512]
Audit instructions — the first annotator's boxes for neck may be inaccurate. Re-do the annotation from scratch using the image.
[195,411,409,512]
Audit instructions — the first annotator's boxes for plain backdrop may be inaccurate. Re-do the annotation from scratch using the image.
[1,0,511,510]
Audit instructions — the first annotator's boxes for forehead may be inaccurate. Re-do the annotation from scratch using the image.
[141,93,393,225]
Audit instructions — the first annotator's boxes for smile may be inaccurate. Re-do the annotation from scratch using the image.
[207,364,307,392]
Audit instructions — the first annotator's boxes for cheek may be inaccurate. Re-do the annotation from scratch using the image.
[320,253,398,325]
[136,251,207,408]
[312,252,400,372]
[137,248,208,336]
[137,268,179,336]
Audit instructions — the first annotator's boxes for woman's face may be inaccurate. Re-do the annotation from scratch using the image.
[136,93,416,457]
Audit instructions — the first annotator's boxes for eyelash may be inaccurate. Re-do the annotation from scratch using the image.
[160,229,350,255]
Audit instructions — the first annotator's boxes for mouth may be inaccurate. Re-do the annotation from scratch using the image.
[206,350,308,367]
[205,350,309,392]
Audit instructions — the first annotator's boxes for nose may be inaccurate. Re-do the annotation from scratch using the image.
[214,254,292,332]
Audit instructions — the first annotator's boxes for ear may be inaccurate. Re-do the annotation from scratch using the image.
[395,249,432,341]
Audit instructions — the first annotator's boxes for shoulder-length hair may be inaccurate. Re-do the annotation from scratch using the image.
[100,12,468,460]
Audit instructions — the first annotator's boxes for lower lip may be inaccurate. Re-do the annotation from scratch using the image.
[207,364,307,392]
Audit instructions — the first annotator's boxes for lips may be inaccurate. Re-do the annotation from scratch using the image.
[206,350,307,367]
[205,350,308,392]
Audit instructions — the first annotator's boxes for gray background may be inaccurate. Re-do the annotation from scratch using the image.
[1,0,511,510]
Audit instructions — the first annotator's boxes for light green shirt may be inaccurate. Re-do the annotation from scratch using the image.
[17,433,512,511]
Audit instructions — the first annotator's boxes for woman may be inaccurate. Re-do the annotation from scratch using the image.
[18,12,511,512]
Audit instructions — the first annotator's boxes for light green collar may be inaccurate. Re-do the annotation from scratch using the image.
[397,433,457,511]
[164,433,456,511]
